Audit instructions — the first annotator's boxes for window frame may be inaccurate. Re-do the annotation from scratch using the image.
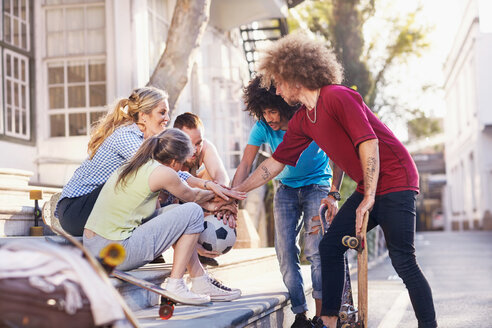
[0,0,34,144]
[43,0,107,139]
[3,48,30,139]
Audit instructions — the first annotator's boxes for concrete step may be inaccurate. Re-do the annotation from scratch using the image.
[134,248,314,328]
[0,170,61,236]
[112,248,281,312]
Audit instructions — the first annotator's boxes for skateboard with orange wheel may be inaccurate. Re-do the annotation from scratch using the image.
[319,205,357,327]
[341,211,369,328]
[41,192,210,320]
[40,193,140,327]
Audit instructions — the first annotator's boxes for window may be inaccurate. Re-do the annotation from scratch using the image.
[44,0,106,137]
[3,0,30,51]
[0,0,32,140]
[3,49,29,138]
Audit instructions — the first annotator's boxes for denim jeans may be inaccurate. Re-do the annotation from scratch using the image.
[274,182,329,314]
[319,191,437,328]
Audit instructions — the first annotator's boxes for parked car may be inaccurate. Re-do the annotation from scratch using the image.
[432,209,444,230]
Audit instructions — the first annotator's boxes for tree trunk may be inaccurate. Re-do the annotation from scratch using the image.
[148,0,211,115]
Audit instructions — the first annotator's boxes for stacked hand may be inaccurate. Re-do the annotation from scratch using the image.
[204,182,243,228]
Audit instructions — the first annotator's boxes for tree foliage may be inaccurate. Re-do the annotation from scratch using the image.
[288,0,430,114]
[407,109,442,139]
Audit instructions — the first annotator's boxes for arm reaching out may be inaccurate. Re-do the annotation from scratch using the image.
[234,157,285,193]
[231,144,260,187]
[201,140,230,186]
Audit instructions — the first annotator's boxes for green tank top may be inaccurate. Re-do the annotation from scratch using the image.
[85,160,162,240]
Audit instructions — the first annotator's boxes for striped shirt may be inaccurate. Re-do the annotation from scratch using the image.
[58,124,190,210]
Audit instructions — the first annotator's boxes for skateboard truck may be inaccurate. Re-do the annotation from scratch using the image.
[342,235,365,252]
[339,303,357,321]
[29,190,44,236]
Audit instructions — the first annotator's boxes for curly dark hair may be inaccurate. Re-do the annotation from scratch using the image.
[257,33,344,90]
[243,76,299,121]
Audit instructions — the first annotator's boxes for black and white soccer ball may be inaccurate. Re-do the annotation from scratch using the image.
[198,214,237,255]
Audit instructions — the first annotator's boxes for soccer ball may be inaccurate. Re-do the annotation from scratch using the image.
[198,215,237,255]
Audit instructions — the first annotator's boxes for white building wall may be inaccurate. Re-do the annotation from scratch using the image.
[444,0,492,229]
[1,0,282,187]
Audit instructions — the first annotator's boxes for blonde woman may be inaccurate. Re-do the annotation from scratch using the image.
[57,86,237,237]
[56,87,173,236]
[84,129,242,302]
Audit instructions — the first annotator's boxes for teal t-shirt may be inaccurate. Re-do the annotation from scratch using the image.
[248,120,332,188]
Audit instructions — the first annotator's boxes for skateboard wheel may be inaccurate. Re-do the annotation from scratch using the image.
[339,311,348,321]
[159,303,174,320]
[99,243,126,267]
[342,235,351,247]
[346,237,359,249]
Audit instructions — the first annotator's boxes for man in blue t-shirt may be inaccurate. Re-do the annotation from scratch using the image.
[232,77,342,328]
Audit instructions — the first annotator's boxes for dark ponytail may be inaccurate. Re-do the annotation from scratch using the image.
[115,129,193,189]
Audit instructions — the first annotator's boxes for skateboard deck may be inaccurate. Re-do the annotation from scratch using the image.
[42,192,210,320]
[41,192,64,236]
[41,193,140,327]
[342,211,369,328]
[319,205,357,327]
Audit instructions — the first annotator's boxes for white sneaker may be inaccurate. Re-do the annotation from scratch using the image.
[165,278,210,305]
[191,275,242,302]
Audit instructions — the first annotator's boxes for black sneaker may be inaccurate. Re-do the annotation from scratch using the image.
[291,313,314,328]
[311,316,327,328]
[150,254,165,264]
[198,254,219,267]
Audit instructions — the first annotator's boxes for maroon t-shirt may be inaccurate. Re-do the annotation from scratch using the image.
[272,85,419,195]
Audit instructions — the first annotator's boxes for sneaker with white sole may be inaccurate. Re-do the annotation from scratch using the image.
[165,278,210,305]
[191,275,241,301]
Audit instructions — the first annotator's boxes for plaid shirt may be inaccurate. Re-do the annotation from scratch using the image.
[59,124,190,208]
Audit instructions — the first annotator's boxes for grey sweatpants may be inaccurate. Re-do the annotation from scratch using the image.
[83,202,204,270]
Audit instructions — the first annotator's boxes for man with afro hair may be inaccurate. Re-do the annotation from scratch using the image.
[232,76,343,328]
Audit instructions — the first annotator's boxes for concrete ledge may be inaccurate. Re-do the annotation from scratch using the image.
[135,260,313,328]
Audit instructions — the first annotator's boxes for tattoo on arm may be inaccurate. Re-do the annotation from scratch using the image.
[260,165,271,181]
[365,156,377,196]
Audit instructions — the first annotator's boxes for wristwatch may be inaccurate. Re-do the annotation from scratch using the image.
[327,191,341,201]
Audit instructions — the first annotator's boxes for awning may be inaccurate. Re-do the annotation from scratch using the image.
[209,0,289,30]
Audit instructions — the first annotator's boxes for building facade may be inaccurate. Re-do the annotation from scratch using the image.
[443,0,492,230]
[0,0,289,186]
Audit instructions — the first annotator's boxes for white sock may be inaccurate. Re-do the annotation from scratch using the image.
[166,277,184,287]
[191,274,209,285]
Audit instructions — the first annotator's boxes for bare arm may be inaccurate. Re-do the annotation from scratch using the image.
[201,139,229,186]
[231,144,260,187]
[148,166,215,205]
[321,159,345,223]
[329,159,344,193]
[355,138,380,234]
[186,175,246,201]
[233,157,285,193]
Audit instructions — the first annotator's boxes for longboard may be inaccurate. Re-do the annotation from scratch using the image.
[42,192,210,320]
[41,193,140,327]
[319,205,357,327]
[342,211,369,328]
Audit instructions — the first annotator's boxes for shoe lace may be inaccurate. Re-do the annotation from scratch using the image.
[209,277,232,291]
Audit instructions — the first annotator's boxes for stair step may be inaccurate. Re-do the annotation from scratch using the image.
[0,237,316,327]
[134,252,314,327]
[112,248,278,312]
